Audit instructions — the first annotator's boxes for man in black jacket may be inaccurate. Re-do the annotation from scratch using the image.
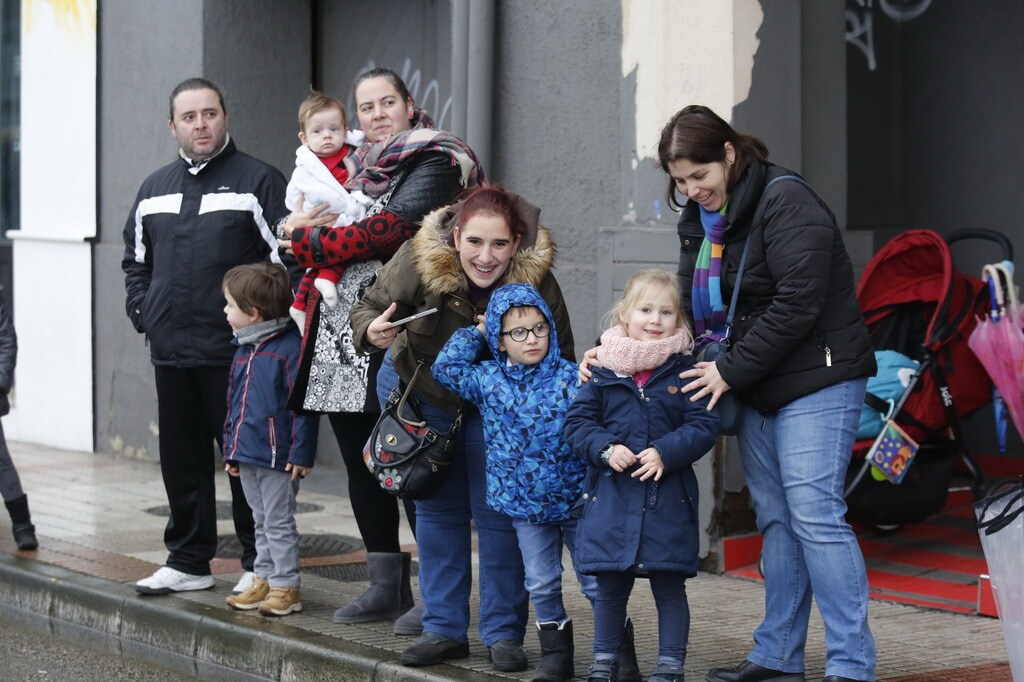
[122,78,290,595]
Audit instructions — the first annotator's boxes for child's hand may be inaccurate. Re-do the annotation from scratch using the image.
[224,463,240,477]
[286,463,312,481]
[474,314,486,335]
[633,447,665,481]
[608,444,638,472]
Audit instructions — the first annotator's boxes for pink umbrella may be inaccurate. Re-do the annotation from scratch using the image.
[968,264,1024,447]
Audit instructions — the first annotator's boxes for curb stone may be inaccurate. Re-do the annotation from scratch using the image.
[0,554,482,681]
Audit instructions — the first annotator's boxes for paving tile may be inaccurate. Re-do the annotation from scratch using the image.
[0,442,1015,681]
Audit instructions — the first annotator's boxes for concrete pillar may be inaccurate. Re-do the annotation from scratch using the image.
[8,0,98,451]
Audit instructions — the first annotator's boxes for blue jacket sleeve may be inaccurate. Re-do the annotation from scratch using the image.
[288,411,319,468]
[432,326,488,406]
[563,380,617,467]
[650,392,720,473]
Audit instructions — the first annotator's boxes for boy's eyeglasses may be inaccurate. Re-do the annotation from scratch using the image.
[500,322,550,342]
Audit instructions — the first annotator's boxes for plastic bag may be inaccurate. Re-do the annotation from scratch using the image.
[975,480,1024,679]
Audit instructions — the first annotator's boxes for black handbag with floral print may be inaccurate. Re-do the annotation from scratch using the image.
[362,362,460,500]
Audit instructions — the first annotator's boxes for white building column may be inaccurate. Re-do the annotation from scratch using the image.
[6,1,96,451]
[620,0,765,562]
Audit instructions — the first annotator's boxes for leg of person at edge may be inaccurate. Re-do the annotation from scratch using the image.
[124,78,296,595]
[0,285,36,551]
[0,425,35,550]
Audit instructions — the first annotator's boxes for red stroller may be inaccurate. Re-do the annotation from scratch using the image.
[844,229,1013,530]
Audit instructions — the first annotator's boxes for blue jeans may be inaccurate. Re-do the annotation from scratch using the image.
[738,379,876,681]
[378,353,529,646]
[513,517,597,623]
[593,571,689,662]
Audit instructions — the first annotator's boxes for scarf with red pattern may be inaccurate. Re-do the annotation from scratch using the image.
[344,109,485,197]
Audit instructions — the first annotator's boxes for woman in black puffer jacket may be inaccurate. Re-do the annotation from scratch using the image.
[659,106,877,682]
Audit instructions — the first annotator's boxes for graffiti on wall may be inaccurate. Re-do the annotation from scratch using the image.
[349,58,452,131]
[846,0,933,71]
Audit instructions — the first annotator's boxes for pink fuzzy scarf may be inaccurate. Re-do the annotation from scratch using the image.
[596,325,694,376]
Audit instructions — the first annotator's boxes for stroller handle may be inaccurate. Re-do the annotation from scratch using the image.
[946,228,1013,261]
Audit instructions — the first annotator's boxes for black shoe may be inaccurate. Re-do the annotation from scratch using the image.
[12,523,38,551]
[5,495,38,550]
[705,660,805,682]
[400,632,470,666]
[488,638,528,672]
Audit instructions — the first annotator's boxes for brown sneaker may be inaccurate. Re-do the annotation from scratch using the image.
[225,576,269,610]
[258,586,302,616]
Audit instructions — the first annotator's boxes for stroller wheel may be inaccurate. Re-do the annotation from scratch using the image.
[867,523,902,536]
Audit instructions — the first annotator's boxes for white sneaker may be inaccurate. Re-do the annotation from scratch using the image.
[231,571,257,595]
[135,566,215,595]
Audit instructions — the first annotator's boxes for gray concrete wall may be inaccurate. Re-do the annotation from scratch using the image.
[845,0,1024,457]
[95,0,312,461]
[491,0,624,354]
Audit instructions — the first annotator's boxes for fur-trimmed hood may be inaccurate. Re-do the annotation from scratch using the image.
[411,202,557,298]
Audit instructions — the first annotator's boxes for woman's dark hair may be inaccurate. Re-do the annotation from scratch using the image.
[454,184,527,240]
[352,67,413,105]
[657,105,769,210]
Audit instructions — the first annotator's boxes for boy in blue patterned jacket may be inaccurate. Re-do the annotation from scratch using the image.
[433,283,596,681]
[221,262,318,617]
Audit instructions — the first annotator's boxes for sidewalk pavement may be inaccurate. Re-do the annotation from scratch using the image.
[0,441,1014,681]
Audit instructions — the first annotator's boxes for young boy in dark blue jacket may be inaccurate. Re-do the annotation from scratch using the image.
[221,262,318,616]
[433,283,597,681]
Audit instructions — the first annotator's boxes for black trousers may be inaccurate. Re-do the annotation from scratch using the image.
[328,411,416,553]
[154,366,256,575]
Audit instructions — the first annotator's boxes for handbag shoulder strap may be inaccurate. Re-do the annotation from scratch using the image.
[394,361,427,427]
[724,174,808,343]
[395,359,464,433]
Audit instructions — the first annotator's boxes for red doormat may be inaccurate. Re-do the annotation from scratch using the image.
[724,490,989,615]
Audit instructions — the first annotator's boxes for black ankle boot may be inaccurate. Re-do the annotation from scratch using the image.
[533,620,575,681]
[5,495,38,550]
[617,617,642,682]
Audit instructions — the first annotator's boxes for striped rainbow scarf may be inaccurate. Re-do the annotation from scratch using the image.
[692,203,729,344]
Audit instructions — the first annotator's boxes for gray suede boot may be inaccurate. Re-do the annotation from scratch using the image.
[394,601,424,636]
[333,552,413,624]
[5,495,38,550]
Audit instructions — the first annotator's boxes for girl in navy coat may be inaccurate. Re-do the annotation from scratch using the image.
[565,269,719,682]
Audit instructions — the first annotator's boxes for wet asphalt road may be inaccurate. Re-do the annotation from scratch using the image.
[0,614,195,681]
